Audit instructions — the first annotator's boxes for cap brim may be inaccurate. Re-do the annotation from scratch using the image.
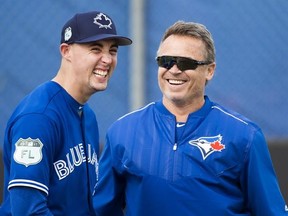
[75,34,132,46]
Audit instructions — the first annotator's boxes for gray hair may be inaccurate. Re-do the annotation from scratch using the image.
[160,21,216,63]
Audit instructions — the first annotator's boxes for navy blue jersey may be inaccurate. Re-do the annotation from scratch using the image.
[1,81,99,215]
[93,96,287,216]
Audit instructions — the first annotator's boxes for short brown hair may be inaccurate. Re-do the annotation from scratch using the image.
[160,21,216,63]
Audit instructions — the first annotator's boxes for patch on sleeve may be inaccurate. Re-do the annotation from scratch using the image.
[13,137,44,167]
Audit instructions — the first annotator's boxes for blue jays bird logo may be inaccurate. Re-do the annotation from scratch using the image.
[189,135,225,160]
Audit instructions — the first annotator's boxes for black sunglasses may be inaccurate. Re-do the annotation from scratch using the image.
[156,56,211,71]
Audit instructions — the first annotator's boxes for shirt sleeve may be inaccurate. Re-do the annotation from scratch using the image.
[93,136,125,216]
[10,187,54,216]
[8,113,57,193]
[243,129,288,215]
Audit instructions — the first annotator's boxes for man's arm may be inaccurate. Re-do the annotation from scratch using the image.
[244,130,288,215]
[10,187,53,216]
[93,137,125,216]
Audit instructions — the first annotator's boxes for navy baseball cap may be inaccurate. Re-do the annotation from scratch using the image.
[60,11,132,46]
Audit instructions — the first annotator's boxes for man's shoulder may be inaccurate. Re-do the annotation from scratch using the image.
[8,81,63,122]
[118,102,156,121]
[209,102,261,133]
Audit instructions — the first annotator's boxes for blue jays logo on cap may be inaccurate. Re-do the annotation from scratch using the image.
[93,13,113,29]
[60,11,132,46]
[189,135,225,160]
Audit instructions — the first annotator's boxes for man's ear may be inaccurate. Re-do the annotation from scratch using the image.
[206,62,216,81]
[59,43,71,60]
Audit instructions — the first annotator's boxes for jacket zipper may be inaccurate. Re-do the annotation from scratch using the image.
[173,143,178,151]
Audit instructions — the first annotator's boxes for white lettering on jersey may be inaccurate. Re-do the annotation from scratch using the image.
[53,143,98,180]
[53,160,69,180]
[13,138,43,167]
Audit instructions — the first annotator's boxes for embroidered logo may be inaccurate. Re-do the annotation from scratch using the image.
[64,27,72,41]
[176,123,185,128]
[93,13,112,29]
[13,137,43,167]
[189,135,225,160]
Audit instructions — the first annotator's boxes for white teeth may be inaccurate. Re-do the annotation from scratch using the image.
[94,70,108,77]
[168,79,185,85]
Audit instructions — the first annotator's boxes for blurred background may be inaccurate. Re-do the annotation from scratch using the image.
[1,0,287,203]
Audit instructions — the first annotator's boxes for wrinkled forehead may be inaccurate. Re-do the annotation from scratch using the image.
[157,35,207,59]
[70,39,119,49]
[85,39,119,47]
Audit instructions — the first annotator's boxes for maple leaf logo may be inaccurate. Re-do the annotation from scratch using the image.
[93,13,113,29]
[210,141,225,151]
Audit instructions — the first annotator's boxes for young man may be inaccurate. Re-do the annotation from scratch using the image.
[93,21,287,215]
[0,11,132,215]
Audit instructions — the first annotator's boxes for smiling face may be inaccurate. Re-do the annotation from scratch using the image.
[57,39,118,103]
[157,35,215,110]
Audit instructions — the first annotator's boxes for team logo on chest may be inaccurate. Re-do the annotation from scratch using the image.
[13,137,43,167]
[189,135,225,160]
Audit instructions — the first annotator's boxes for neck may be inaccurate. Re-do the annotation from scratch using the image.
[163,97,205,122]
[52,71,88,105]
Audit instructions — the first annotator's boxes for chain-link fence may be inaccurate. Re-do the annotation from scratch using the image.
[1,0,288,204]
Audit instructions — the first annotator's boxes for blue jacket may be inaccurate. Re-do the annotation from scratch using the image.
[93,96,287,216]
